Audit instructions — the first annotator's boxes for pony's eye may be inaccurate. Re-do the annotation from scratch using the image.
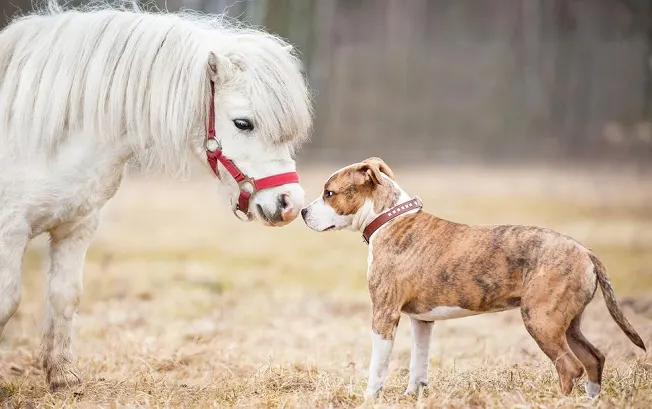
[323,190,335,198]
[233,119,254,131]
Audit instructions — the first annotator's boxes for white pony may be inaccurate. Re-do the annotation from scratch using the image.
[0,0,312,391]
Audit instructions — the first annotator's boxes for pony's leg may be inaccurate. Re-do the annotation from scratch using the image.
[41,214,99,391]
[0,223,29,337]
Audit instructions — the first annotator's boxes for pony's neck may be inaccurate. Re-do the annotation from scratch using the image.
[127,41,212,177]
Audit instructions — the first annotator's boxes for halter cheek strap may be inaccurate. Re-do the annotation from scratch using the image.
[204,81,300,220]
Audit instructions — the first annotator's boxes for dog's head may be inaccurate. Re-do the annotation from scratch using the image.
[301,157,400,232]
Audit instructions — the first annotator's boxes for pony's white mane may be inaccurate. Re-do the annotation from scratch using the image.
[0,0,313,176]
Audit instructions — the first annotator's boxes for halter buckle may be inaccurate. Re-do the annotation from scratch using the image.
[233,206,253,222]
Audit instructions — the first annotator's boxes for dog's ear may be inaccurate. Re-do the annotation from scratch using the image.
[354,157,394,186]
[362,157,395,181]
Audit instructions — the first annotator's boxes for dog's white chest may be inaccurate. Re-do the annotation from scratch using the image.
[408,306,481,321]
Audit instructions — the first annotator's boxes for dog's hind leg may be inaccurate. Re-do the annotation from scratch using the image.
[520,301,584,395]
[0,222,29,337]
[566,314,605,398]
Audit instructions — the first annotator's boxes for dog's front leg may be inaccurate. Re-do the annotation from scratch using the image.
[364,307,400,401]
[405,317,433,395]
[41,214,99,392]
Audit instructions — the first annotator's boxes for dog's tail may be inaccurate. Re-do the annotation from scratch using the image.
[590,252,646,351]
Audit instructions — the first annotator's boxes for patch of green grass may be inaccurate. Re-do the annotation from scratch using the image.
[0,382,18,402]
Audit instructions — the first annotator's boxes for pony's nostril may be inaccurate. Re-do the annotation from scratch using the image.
[279,193,292,210]
[279,193,301,223]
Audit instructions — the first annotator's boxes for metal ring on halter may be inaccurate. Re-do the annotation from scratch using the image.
[205,137,220,152]
[238,178,257,195]
[234,178,255,222]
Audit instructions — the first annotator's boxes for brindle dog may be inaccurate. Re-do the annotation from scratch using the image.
[301,157,646,400]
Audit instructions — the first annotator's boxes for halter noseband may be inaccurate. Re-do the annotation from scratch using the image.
[205,81,299,221]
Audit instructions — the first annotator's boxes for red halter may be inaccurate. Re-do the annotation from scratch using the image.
[205,81,300,221]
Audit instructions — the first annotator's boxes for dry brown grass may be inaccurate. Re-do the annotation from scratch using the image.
[1,163,651,408]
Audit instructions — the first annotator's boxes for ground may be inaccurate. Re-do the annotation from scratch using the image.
[1,163,651,409]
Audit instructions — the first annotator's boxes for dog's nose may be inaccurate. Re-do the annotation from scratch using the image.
[301,208,308,220]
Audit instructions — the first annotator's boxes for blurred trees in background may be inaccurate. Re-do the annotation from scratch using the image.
[2,0,651,167]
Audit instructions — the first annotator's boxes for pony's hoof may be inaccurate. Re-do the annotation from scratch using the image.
[363,388,380,402]
[405,381,427,396]
[47,364,82,392]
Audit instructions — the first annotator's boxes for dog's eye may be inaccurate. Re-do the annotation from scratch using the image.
[233,119,254,131]
[323,190,335,199]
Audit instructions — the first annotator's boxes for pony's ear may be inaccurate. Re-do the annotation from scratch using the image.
[226,52,247,71]
[208,52,235,84]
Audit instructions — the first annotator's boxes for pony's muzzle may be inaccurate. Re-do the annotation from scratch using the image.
[263,191,302,226]
[251,183,304,226]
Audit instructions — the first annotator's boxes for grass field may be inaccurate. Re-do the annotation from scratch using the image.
[1,163,651,408]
